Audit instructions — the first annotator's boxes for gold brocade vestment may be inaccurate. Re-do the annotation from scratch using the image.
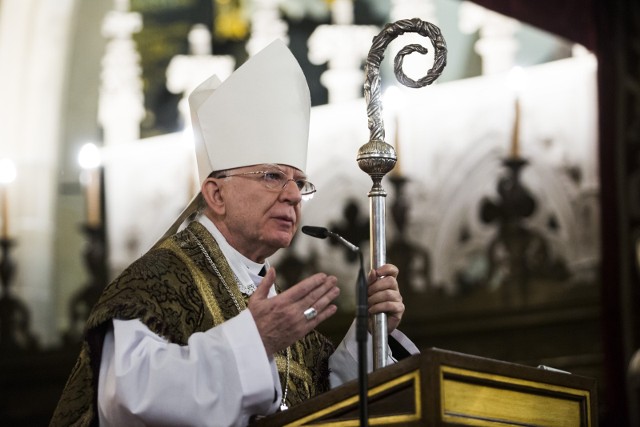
[50,221,334,426]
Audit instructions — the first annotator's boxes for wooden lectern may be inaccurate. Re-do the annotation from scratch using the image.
[251,348,597,426]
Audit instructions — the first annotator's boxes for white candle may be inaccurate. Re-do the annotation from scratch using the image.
[78,143,102,227]
[508,67,525,159]
[384,86,403,176]
[511,96,521,159]
[0,158,17,239]
[392,114,403,176]
[1,185,8,239]
[86,168,101,227]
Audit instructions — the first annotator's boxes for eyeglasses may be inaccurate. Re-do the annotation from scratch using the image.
[218,170,316,200]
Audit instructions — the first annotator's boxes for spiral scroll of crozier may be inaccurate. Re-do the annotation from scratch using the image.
[361,17,447,149]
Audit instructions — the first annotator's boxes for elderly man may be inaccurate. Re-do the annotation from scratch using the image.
[51,40,417,427]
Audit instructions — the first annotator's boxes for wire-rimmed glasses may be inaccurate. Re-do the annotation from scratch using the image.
[218,169,316,200]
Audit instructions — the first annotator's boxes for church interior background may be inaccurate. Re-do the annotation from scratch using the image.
[0,0,637,425]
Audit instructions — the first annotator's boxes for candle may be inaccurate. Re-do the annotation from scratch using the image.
[1,185,8,239]
[86,168,101,227]
[392,113,403,176]
[78,143,102,227]
[507,67,525,159]
[384,86,403,177]
[0,158,17,239]
[511,96,520,159]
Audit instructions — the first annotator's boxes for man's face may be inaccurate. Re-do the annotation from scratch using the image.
[206,164,307,262]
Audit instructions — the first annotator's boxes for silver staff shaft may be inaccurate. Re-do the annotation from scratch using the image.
[370,193,388,369]
[357,140,395,370]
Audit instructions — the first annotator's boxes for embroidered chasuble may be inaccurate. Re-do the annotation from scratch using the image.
[50,221,334,426]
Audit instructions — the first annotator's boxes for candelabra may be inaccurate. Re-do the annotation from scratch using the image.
[0,237,38,352]
[64,223,108,344]
[479,157,536,302]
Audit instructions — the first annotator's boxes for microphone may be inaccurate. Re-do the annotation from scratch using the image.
[301,224,369,426]
[301,226,360,253]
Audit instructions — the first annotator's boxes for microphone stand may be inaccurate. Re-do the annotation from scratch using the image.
[300,226,369,425]
[356,250,368,427]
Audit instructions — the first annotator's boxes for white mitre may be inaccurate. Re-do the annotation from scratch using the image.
[154,39,311,245]
[191,39,310,177]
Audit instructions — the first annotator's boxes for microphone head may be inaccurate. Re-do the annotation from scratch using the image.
[301,225,329,239]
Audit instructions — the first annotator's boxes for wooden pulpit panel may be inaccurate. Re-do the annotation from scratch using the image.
[251,348,597,426]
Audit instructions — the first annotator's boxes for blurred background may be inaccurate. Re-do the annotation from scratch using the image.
[0,0,636,425]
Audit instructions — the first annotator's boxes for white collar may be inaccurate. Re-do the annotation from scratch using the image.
[197,215,272,296]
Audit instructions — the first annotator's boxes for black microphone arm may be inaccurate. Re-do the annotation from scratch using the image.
[300,225,369,426]
[301,226,360,253]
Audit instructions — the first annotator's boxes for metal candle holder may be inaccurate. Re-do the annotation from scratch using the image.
[358,18,446,369]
